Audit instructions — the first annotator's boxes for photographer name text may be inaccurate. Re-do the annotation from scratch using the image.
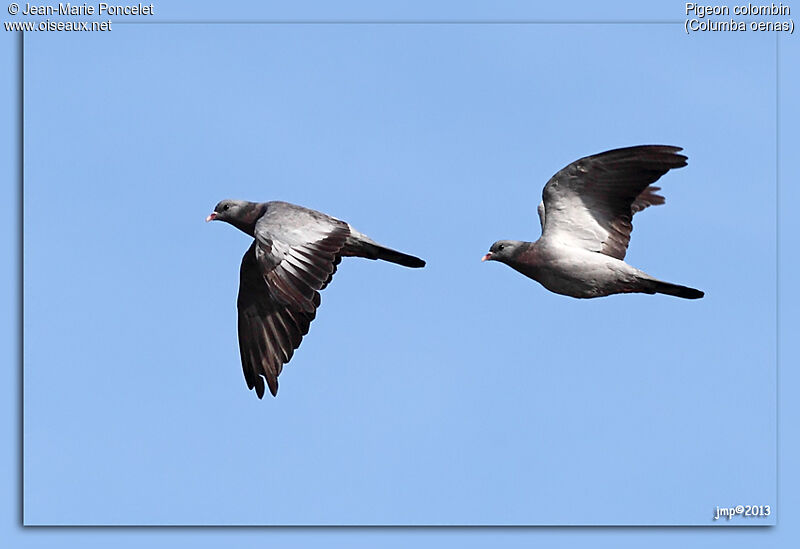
[20,2,153,15]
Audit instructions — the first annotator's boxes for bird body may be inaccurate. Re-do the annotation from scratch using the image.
[501,239,690,299]
[208,199,424,398]
[483,145,704,300]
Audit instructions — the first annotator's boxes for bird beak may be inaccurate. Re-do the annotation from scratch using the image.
[205,212,217,222]
[481,253,492,262]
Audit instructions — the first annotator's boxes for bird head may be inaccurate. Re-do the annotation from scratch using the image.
[206,199,249,223]
[482,240,523,263]
[206,199,264,236]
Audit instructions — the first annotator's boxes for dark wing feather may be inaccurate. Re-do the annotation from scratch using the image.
[237,245,317,398]
[540,145,686,260]
[236,203,350,397]
[631,185,665,213]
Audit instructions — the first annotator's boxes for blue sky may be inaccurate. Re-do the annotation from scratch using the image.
[3,0,799,547]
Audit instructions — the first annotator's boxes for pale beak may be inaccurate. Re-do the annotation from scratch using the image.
[481,253,492,262]
[205,212,217,222]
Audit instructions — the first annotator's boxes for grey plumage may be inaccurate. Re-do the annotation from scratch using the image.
[483,145,704,300]
[208,200,425,398]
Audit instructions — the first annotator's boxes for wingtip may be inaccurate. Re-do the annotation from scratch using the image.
[638,144,688,168]
[657,145,688,164]
[586,145,688,169]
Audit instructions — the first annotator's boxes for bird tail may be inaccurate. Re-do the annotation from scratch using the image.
[344,227,426,268]
[361,242,426,268]
[644,278,704,299]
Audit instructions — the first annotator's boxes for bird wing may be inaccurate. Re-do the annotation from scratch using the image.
[540,145,686,260]
[537,185,664,234]
[236,202,350,397]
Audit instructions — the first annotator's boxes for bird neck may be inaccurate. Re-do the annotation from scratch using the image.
[502,241,531,264]
[229,203,267,236]
[504,242,541,275]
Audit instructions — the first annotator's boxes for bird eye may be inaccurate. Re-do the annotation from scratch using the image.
[223,204,230,211]
[498,244,505,251]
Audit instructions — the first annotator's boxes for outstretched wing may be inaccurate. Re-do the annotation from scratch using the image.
[236,202,350,397]
[540,145,686,260]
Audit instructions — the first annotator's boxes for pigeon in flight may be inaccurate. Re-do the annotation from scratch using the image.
[207,200,425,398]
[482,145,704,299]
